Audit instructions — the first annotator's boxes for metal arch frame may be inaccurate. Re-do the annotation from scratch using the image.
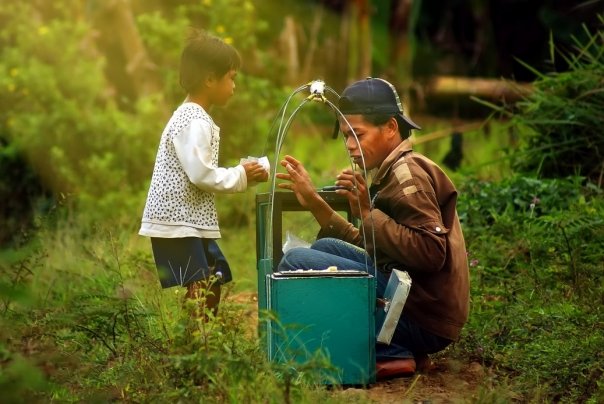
[262,80,378,279]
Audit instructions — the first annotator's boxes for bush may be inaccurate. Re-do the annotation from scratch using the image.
[0,3,165,228]
[0,0,299,234]
[456,174,604,402]
[507,20,604,180]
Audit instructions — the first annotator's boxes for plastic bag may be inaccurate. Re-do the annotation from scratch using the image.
[282,231,311,253]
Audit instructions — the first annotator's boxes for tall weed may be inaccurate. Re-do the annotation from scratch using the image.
[506,20,604,180]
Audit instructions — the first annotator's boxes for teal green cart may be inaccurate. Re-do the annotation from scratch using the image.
[256,191,376,385]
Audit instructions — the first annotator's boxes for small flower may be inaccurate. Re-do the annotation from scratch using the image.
[531,196,540,205]
[202,0,212,5]
[216,25,225,34]
[224,37,233,44]
[38,26,49,36]
[9,68,19,77]
[470,259,479,267]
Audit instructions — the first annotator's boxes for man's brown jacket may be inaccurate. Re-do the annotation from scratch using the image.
[320,139,470,341]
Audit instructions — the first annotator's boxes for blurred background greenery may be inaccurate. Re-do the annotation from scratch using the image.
[1,0,603,402]
[1,0,601,245]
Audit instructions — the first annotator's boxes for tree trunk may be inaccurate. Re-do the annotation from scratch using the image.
[280,16,300,85]
[302,7,324,82]
[91,0,164,102]
[344,0,372,83]
[387,0,413,85]
[346,2,359,83]
[357,0,371,79]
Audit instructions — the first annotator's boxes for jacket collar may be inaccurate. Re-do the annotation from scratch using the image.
[371,139,413,186]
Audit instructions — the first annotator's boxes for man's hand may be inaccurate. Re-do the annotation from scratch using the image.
[276,155,334,227]
[334,168,371,219]
[275,155,318,208]
[243,162,269,183]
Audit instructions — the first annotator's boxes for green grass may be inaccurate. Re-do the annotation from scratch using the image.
[411,116,516,181]
[1,214,356,402]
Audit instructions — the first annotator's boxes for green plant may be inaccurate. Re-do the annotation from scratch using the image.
[456,174,604,402]
[502,19,603,180]
[0,0,294,234]
[0,244,48,401]
[0,3,166,225]
[0,210,354,402]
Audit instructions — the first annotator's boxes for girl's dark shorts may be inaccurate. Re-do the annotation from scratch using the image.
[150,237,233,289]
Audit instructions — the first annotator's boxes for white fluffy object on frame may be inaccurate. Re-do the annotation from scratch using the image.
[310,80,326,95]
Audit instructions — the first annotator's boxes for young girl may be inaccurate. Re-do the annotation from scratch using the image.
[139,29,268,315]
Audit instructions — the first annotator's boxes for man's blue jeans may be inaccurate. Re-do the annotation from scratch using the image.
[278,237,451,360]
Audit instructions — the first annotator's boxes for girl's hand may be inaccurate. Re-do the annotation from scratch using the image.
[335,168,370,219]
[243,162,269,183]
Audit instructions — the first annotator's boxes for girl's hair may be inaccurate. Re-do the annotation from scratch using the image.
[179,29,241,94]
[363,114,411,140]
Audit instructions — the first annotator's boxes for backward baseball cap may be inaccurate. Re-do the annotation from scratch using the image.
[338,77,421,130]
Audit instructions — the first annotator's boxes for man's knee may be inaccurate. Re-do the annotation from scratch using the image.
[278,247,308,271]
[311,237,339,252]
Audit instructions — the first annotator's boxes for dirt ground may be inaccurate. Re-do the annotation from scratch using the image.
[228,291,486,403]
[335,358,486,403]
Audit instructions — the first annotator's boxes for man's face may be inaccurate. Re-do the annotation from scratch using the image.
[338,114,393,170]
[209,69,237,106]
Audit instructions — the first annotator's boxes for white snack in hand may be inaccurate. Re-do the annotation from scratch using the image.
[257,156,270,172]
[240,156,270,173]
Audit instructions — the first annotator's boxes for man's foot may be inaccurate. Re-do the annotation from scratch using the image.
[376,358,416,380]
[415,353,435,373]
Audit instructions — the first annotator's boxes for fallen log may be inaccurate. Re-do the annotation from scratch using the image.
[421,75,532,102]
[410,122,483,145]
